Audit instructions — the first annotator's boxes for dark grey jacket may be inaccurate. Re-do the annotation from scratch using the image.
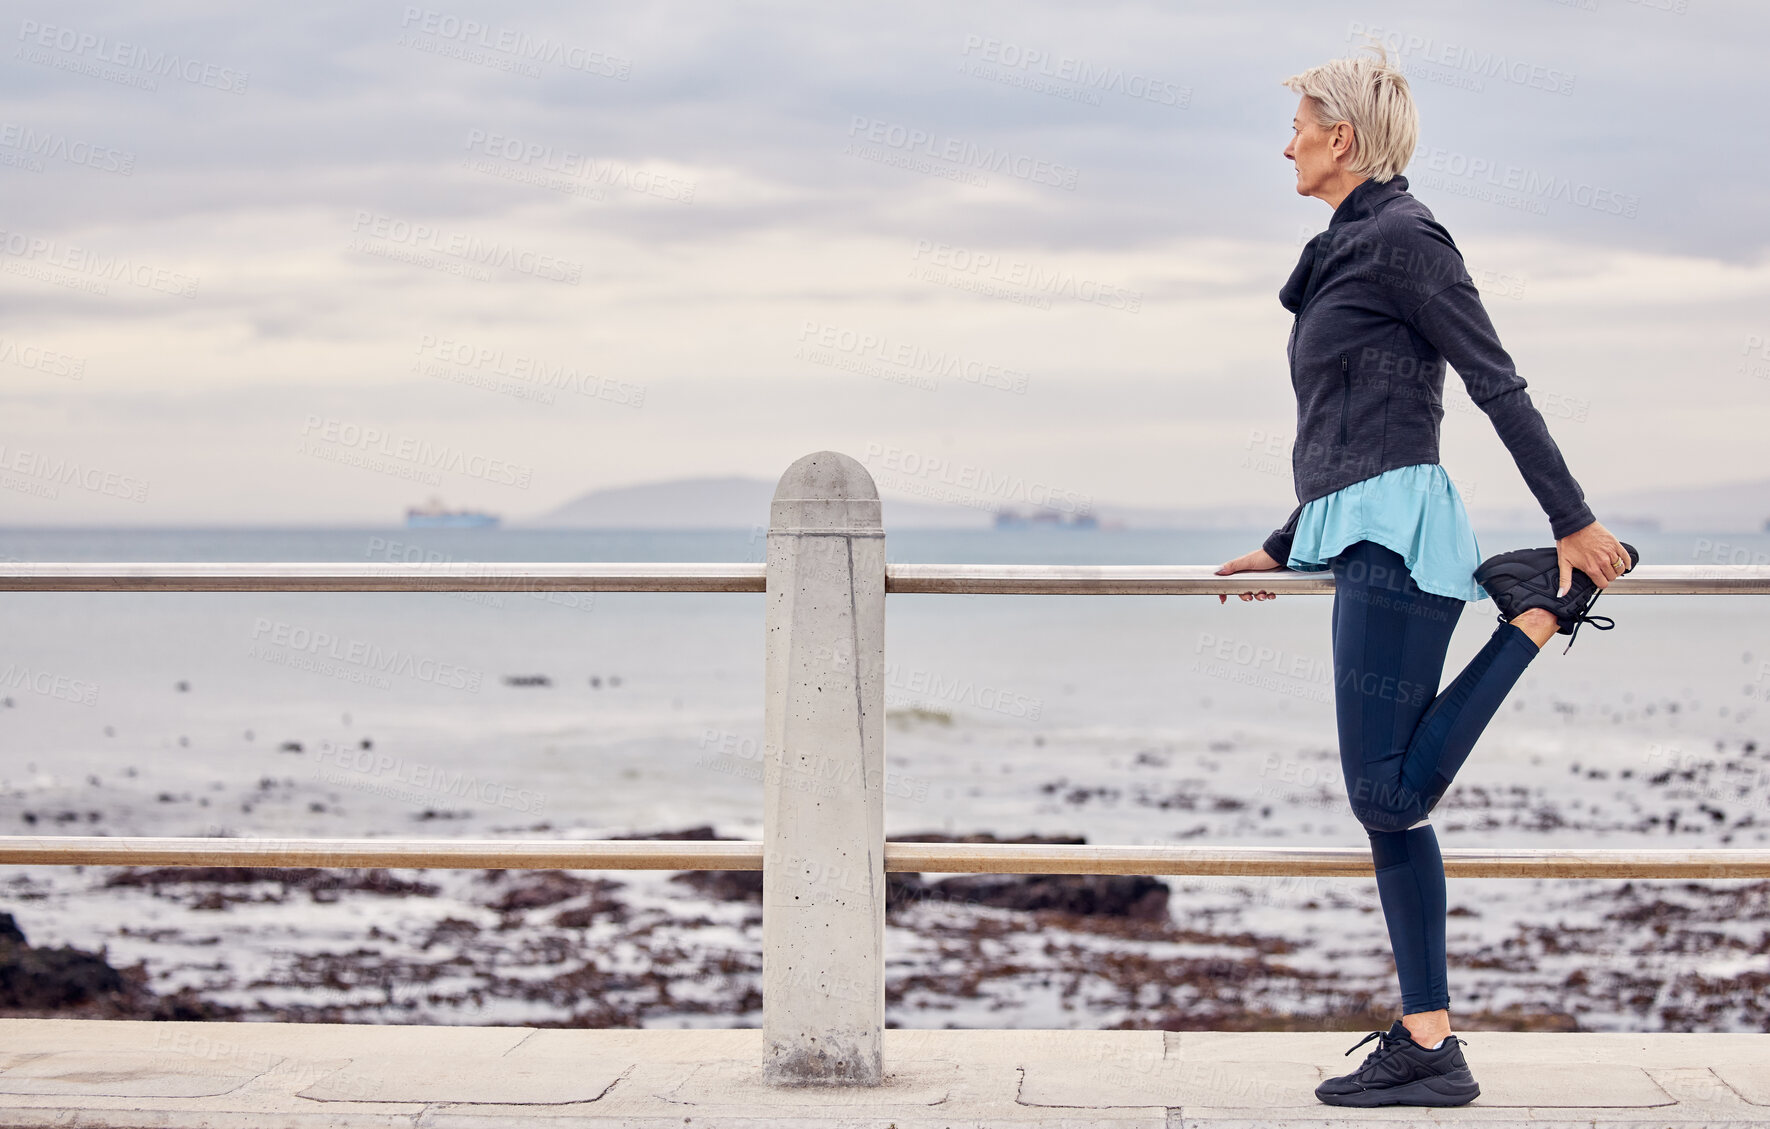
[1261,173,1594,566]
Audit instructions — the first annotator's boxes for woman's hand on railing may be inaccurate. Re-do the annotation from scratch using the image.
[1214,548,1283,603]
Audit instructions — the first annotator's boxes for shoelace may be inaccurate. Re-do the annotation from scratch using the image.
[1491,587,1618,655]
[1342,1028,1405,1072]
[1560,588,1616,655]
[1343,1027,1470,1075]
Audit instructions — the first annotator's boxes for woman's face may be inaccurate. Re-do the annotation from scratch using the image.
[1284,95,1351,200]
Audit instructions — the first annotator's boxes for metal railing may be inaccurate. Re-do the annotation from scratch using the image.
[3,448,1767,1086]
[5,836,1768,878]
[3,561,1764,594]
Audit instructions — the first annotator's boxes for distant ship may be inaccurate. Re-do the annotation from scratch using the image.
[994,506,1099,530]
[405,497,500,529]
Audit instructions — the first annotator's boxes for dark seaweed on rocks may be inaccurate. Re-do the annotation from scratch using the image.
[670,869,765,901]
[0,912,234,1020]
[624,825,768,902]
[898,873,1169,920]
[611,824,730,840]
[103,867,440,901]
[479,870,626,918]
[893,832,1169,918]
[0,912,120,1008]
[658,828,1167,916]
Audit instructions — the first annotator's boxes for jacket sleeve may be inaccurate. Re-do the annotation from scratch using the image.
[1262,502,1301,566]
[1393,220,1595,540]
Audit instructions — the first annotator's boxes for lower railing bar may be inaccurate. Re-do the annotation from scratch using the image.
[0,837,764,870]
[4,837,1768,878]
[888,842,1770,878]
[884,563,1770,596]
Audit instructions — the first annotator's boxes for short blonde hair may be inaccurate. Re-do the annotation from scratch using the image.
[1282,40,1418,183]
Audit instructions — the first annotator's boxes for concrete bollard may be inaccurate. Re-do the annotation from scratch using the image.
[761,451,887,1086]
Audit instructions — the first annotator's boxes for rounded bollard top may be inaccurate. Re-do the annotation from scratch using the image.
[770,451,882,533]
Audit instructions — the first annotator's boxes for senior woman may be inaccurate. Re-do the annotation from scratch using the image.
[1214,45,1638,1108]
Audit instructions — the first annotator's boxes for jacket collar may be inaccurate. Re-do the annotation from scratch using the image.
[1329,173,1409,226]
[1279,174,1413,312]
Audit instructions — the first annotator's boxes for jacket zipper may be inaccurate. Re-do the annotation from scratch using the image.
[1338,353,1349,445]
[1287,318,1299,388]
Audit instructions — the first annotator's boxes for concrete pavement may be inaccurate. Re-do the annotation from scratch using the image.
[1,1019,1768,1127]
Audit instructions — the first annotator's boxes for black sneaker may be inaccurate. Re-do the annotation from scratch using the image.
[1315,1020,1480,1108]
[1473,542,1639,654]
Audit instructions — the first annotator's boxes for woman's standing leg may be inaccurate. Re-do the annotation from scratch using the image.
[1330,539,1461,1021]
[1328,538,1541,1027]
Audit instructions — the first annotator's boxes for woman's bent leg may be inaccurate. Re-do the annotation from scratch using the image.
[1331,540,1540,833]
[1398,619,1542,818]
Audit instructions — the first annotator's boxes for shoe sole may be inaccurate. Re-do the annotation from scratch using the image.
[1316,1071,1480,1107]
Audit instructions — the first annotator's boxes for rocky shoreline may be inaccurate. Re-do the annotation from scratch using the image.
[6,699,1766,1033]
[5,824,1765,1032]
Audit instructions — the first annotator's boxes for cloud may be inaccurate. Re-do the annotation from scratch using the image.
[1,0,1764,524]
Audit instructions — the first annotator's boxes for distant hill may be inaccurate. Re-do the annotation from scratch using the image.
[1590,477,1770,533]
[1105,479,1770,534]
[522,474,1770,533]
[1470,478,1770,534]
[522,476,989,529]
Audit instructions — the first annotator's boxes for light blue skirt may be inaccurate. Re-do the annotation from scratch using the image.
[1285,462,1487,603]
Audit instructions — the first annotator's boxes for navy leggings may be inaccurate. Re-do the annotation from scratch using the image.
[1329,539,1540,1014]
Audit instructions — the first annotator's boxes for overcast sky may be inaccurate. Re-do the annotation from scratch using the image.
[2,0,1765,525]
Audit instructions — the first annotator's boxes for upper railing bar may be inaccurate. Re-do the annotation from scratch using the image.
[2,563,1767,594]
[0,562,768,593]
[887,563,1770,595]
